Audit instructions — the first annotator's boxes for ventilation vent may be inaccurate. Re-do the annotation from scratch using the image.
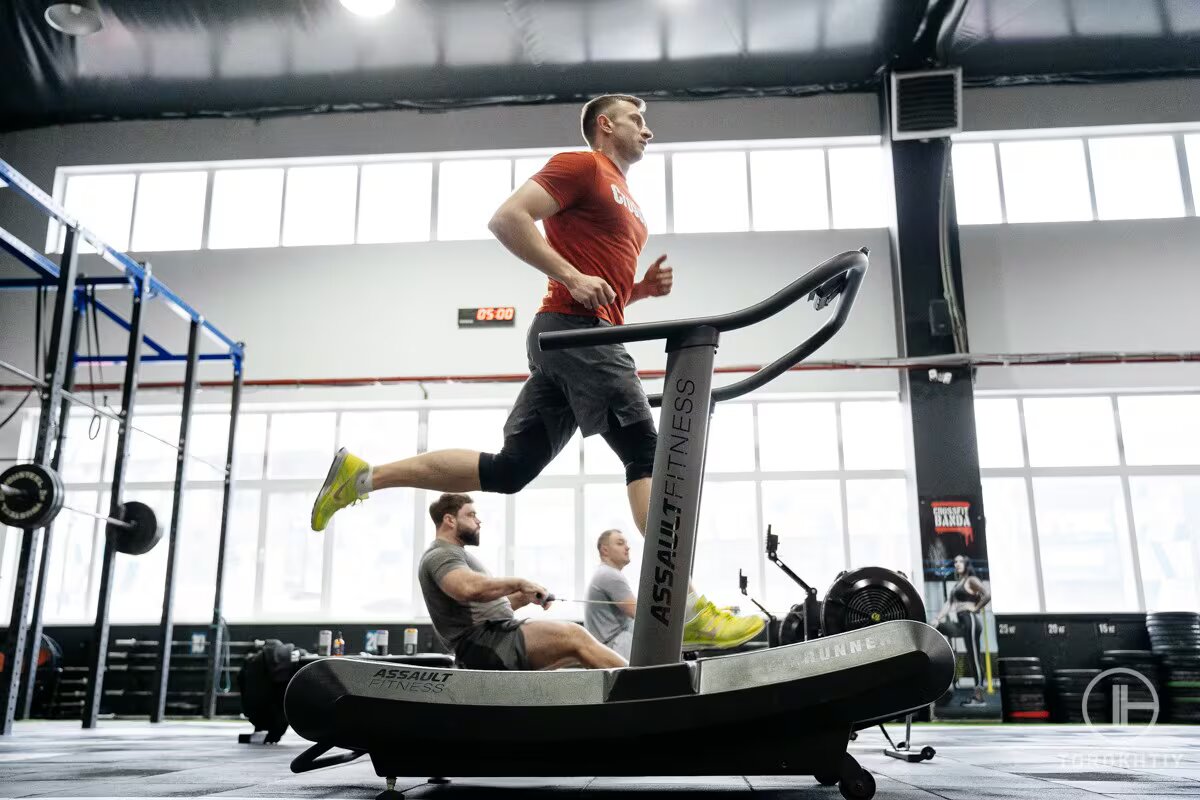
[890,68,962,141]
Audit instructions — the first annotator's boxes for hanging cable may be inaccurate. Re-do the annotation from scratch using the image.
[0,289,44,433]
[83,287,102,440]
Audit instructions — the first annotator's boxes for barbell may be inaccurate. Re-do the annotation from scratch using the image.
[0,463,162,555]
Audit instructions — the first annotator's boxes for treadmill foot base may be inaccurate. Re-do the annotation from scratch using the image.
[884,744,935,763]
[837,754,876,800]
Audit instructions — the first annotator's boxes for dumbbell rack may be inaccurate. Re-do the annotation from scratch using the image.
[99,638,253,718]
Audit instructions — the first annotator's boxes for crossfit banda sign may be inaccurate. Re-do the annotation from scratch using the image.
[919,495,988,583]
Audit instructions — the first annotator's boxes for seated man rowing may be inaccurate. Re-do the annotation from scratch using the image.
[420,492,625,670]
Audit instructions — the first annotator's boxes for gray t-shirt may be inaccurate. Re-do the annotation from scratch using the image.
[419,539,513,650]
[585,564,635,645]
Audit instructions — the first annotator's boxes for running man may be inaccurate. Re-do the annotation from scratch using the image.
[312,94,763,650]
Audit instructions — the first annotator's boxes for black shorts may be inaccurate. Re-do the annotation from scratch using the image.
[504,312,653,449]
[455,619,529,671]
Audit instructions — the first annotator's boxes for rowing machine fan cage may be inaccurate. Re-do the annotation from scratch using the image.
[821,567,926,636]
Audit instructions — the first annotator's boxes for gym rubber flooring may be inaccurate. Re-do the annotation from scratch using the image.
[1,720,1197,799]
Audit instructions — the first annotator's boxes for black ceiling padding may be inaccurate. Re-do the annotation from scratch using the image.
[0,0,1196,132]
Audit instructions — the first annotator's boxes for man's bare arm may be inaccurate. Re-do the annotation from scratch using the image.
[438,568,523,604]
[506,591,532,611]
[488,181,615,310]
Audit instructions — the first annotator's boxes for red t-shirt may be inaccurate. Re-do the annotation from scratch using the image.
[531,151,649,325]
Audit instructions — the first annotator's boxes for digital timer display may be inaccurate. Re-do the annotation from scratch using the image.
[458,307,517,328]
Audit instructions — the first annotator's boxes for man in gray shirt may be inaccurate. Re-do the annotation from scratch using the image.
[419,493,626,670]
[585,529,637,658]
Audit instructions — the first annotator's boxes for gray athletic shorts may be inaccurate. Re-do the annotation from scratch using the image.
[455,619,529,671]
[504,312,653,444]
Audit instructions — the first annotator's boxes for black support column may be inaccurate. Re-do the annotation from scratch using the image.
[17,292,85,720]
[1,228,80,736]
[82,268,149,729]
[881,8,996,711]
[204,359,242,718]
[150,319,201,723]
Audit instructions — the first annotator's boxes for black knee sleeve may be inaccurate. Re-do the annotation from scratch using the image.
[478,425,555,494]
[601,417,657,484]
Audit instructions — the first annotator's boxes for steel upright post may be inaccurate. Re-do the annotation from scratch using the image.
[1,229,80,736]
[82,268,149,729]
[150,319,201,723]
[17,292,85,720]
[204,359,242,717]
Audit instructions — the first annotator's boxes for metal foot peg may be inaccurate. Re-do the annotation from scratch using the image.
[290,741,367,773]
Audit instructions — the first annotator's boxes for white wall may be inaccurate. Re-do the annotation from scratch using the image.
[959,78,1200,391]
[962,219,1200,391]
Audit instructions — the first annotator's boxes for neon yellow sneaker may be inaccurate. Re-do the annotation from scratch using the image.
[682,595,766,651]
[310,448,371,532]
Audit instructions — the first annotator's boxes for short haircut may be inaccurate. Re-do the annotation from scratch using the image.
[429,493,474,526]
[580,94,646,148]
[596,528,622,554]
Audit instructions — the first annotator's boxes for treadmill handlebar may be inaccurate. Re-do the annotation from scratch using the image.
[537,248,868,354]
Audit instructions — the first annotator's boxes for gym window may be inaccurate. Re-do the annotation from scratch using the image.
[998,139,1094,223]
[1185,134,1200,211]
[671,151,751,234]
[8,390,1199,623]
[973,398,1024,468]
[975,391,1200,615]
[357,162,434,244]
[331,488,418,621]
[761,479,845,607]
[1129,476,1200,612]
[1088,135,1186,220]
[706,404,756,472]
[207,168,285,249]
[584,434,625,475]
[282,165,359,247]
[827,146,889,229]
[266,412,338,480]
[261,491,325,616]
[692,481,761,603]
[42,125,1200,258]
[1117,394,1200,465]
[845,479,914,577]
[514,489,577,622]
[757,402,839,471]
[839,400,905,470]
[543,431,583,476]
[950,142,1003,225]
[980,479,1040,613]
[53,172,137,253]
[1033,476,1140,612]
[1022,396,1119,467]
[626,153,667,235]
[131,170,208,252]
[437,159,513,241]
[750,149,830,232]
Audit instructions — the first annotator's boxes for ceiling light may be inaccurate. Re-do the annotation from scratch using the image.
[44,1,103,37]
[340,0,396,18]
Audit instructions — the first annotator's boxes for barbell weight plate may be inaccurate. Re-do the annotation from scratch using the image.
[0,464,63,531]
[49,463,65,522]
[108,501,162,556]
